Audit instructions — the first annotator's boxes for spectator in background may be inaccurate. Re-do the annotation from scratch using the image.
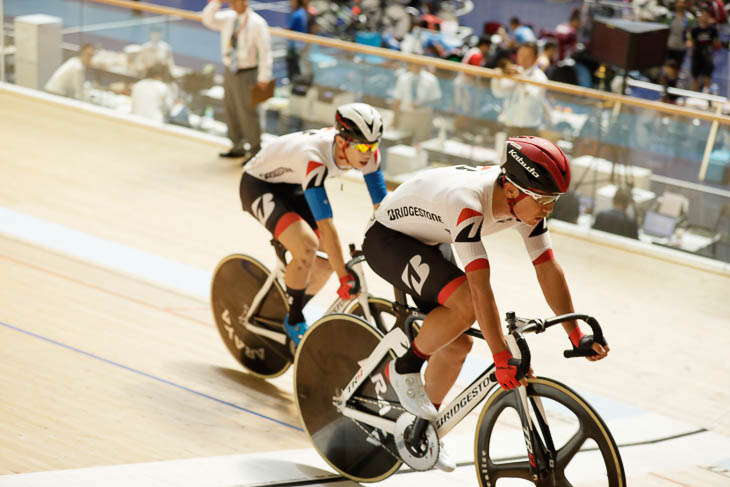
[555,9,581,61]
[202,0,272,162]
[706,0,729,25]
[660,59,681,103]
[400,10,425,55]
[490,42,547,138]
[592,186,638,239]
[45,43,95,100]
[550,191,581,224]
[689,8,721,93]
[392,63,441,141]
[423,37,448,59]
[461,36,491,67]
[664,0,695,69]
[131,64,176,123]
[286,0,309,81]
[454,36,491,114]
[537,40,557,73]
[136,26,175,75]
[508,17,536,48]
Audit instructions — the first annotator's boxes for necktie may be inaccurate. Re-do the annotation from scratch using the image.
[229,16,240,71]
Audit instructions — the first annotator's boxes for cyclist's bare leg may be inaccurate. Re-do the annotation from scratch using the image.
[305,254,332,296]
[425,334,473,406]
[277,220,318,289]
[413,282,475,405]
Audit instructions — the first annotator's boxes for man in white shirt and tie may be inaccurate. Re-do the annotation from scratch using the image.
[490,42,547,138]
[202,0,273,162]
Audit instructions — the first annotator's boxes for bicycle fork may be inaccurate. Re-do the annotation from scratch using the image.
[508,334,557,482]
[240,260,289,345]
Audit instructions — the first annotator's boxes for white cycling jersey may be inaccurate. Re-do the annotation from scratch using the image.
[245,127,381,188]
[372,165,553,269]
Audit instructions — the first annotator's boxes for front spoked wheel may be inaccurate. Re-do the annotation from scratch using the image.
[475,377,625,487]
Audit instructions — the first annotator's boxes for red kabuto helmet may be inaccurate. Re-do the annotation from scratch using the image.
[500,136,571,194]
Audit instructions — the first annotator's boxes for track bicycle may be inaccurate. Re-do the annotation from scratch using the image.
[210,239,397,378]
[294,287,626,486]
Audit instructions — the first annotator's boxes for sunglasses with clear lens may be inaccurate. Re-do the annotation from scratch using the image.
[525,190,560,205]
[507,177,560,205]
[352,141,379,153]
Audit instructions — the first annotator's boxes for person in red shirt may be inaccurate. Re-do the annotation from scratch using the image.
[555,8,581,61]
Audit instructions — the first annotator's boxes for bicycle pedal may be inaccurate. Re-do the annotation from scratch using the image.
[394,412,439,471]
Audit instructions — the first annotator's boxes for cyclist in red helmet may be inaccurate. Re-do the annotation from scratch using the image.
[362,136,609,471]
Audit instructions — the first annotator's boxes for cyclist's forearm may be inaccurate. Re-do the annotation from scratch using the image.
[475,304,508,355]
[535,259,578,333]
[467,271,508,355]
[317,219,347,278]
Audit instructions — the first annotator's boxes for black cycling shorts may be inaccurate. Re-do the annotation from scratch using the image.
[362,221,466,313]
[240,171,318,238]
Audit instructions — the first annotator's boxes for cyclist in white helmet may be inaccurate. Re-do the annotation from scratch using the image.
[240,102,386,346]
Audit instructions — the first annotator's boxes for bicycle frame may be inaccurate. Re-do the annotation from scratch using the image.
[240,245,376,345]
[333,311,605,477]
[334,325,502,438]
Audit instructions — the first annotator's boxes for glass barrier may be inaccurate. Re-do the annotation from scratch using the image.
[2,0,729,264]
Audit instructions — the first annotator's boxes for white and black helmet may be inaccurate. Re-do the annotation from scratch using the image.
[335,103,384,143]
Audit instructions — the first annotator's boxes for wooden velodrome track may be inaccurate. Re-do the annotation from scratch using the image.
[1,85,730,486]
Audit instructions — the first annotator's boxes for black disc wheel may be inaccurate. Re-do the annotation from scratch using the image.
[294,313,403,482]
[475,377,625,487]
[210,254,291,378]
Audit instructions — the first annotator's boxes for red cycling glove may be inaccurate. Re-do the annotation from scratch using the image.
[493,350,521,390]
[337,274,356,300]
[569,327,585,348]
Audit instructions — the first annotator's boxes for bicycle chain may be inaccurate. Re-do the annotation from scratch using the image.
[348,395,405,462]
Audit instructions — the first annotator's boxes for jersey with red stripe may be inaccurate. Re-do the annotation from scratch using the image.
[372,165,553,268]
[244,127,381,188]
[461,46,484,66]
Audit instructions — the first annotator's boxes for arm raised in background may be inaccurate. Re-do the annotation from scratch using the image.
[201,0,228,31]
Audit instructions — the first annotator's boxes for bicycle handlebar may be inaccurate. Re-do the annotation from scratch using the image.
[488,312,606,384]
[342,244,369,296]
[539,313,606,358]
[344,253,366,296]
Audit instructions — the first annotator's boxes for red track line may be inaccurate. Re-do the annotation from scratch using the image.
[0,253,212,327]
[648,472,696,487]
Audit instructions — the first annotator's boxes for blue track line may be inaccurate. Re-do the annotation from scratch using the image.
[0,318,304,433]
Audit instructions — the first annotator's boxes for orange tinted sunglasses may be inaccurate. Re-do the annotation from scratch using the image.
[351,141,379,153]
